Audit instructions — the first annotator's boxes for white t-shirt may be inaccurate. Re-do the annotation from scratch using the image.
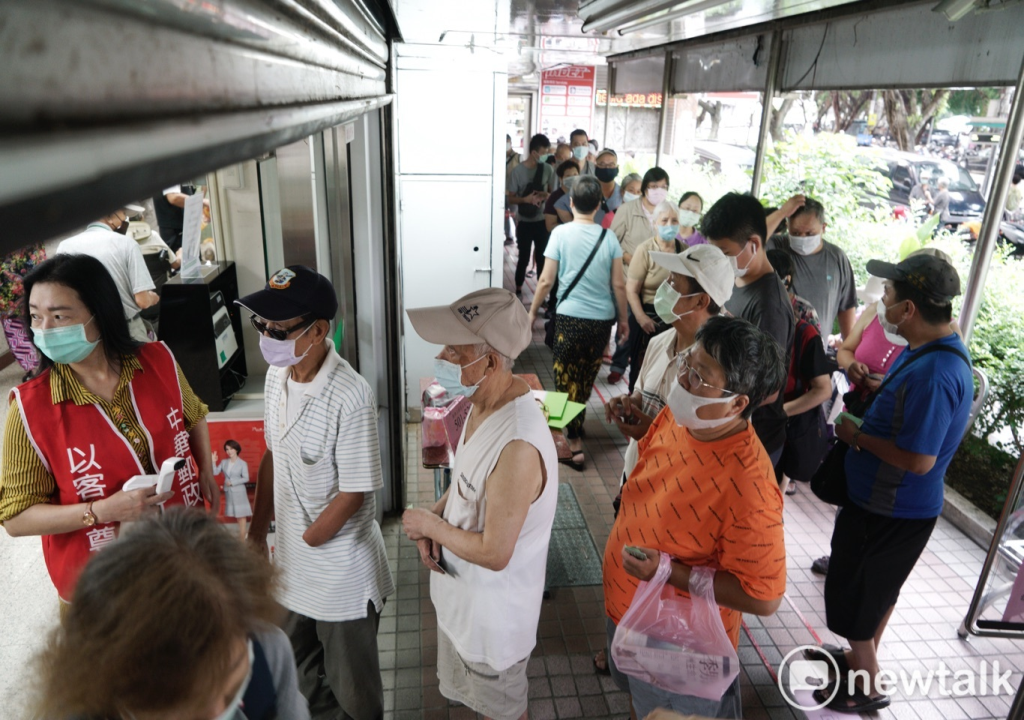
[284,377,306,426]
[264,342,395,621]
[56,224,155,321]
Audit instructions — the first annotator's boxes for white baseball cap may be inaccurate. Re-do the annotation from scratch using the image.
[407,288,532,359]
[650,244,734,307]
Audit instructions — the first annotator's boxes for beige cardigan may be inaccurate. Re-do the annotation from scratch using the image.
[609,198,655,263]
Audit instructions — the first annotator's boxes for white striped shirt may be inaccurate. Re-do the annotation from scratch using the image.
[264,342,395,621]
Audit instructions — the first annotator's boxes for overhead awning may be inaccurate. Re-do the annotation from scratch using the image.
[0,0,402,249]
[608,0,1024,95]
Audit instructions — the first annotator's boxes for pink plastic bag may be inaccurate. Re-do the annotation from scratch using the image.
[611,554,739,700]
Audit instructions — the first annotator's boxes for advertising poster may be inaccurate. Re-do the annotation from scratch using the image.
[206,418,267,535]
[539,65,596,144]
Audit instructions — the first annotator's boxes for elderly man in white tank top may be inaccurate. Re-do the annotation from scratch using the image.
[403,288,558,720]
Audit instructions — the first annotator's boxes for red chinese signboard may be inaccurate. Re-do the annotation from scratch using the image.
[539,65,597,143]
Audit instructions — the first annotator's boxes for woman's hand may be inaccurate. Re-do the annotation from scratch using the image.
[95,486,173,523]
[617,318,630,343]
[403,507,442,541]
[639,315,657,334]
[622,546,660,581]
[211,450,219,464]
[528,308,538,327]
[614,409,653,441]
[199,470,220,514]
[846,360,871,386]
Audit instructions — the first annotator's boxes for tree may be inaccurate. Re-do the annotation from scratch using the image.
[696,99,723,140]
[882,89,949,150]
[811,90,871,132]
[769,96,796,143]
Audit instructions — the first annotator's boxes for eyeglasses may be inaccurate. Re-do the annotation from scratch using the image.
[676,350,735,396]
[249,314,315,341]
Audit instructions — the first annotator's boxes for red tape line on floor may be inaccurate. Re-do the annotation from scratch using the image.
[741,619,779,685]
[782,592,823,646]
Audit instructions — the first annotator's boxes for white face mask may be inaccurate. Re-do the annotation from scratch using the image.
[666,381,737,430]
[728,242,754,278]
[259,324,314,367]
[789,234,822,256]
[876,299,909,345]
[506,140,513,152]
[678,209,701,228]
[645,187,668,205]
[623,191,640,203]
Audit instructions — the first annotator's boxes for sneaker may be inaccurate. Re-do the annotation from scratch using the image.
[811,556,830,576]
[608,371,623,384]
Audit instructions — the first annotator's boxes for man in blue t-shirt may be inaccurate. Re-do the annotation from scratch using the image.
[810,254,972,714]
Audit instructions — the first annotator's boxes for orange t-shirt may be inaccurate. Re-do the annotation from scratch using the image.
[602,408,787,650]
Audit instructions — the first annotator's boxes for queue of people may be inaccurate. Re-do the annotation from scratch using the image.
[0,135,976,719]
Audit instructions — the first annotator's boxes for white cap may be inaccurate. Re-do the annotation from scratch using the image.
[650,244,734,307]
[856,275,885,304]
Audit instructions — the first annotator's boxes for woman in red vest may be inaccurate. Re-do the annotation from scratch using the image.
[0,253,217,604]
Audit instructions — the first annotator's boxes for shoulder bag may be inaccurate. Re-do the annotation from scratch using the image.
[811,343,971,507]
[517,163,547,219]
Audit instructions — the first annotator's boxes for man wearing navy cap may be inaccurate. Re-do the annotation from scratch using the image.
[806,253,973,713]
[239,266,394,720]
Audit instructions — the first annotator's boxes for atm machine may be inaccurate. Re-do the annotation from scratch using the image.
[158,262,246,411]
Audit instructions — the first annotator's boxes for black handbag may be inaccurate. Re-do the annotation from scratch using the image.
[811,343,971,507]
[544,229,607,348]
[517,163,546,219]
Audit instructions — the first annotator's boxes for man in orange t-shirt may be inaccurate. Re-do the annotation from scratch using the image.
[601,315,788,719]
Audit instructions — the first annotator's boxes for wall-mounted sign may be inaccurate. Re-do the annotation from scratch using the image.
[596,89,663,109]
[539,65,596,143]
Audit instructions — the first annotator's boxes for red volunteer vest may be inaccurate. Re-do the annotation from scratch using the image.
[13,342,201,601]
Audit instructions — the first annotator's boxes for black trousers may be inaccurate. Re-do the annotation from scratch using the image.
[627,303,669,393]
[515,220,549,289]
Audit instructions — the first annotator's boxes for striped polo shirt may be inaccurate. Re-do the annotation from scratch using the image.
[264,342,395,621]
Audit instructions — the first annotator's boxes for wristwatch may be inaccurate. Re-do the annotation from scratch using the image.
[82,501,98,527]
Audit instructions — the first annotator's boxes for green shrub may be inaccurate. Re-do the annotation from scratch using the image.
[759,133,1024,458]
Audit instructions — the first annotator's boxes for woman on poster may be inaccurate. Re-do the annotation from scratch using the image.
[213,439,252,539]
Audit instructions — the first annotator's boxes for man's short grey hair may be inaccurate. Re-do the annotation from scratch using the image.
[621,172,642,190]
[694,316,786,419]
[937,176,950,188]
[472,343,514,371]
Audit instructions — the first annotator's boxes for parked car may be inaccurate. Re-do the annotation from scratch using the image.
[692,140,755,176]
[863,150,986,227]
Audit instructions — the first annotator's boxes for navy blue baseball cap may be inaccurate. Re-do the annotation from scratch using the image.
[236,265,338,321]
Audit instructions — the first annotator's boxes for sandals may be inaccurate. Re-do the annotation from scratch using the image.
[813,682,891,714]
[568,451,585,471]
[593,649,611,676]
[802,644,851,674]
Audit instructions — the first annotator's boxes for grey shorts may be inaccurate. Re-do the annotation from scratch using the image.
[437,628,529,720]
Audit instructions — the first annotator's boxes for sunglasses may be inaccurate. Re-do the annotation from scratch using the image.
[249,314,315,341]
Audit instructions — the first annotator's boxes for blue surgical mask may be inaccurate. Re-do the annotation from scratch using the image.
[434,354,487,398]
[33,317,99,364]
[623,191,640,203]
[658,224,680,241]
[537,153,551,163]
[572,145,589,160]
